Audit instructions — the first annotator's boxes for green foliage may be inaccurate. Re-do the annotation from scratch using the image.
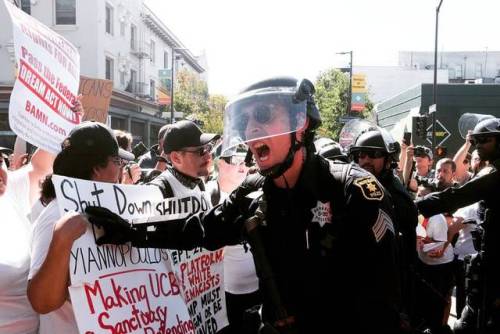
[314,68,373,140]
[174,69,209,116]
[193,95,227,135]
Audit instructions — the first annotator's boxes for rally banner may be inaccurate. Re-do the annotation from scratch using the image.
[4,1,81,154]
[52,175,195,334]
[168,247,228,333]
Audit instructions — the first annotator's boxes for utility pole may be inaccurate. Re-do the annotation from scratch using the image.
[337,51,353,116]
[170,48,187,124]
[431,0,444,155]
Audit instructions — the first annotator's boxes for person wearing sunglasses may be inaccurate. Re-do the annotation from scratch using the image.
[350,128,419,326]
[416,118,500,333]
[86,77,402,333]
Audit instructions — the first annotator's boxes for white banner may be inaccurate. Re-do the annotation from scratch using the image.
[52,175,196,334]
[52,175,228,333]
[4,1,81,154]
[169,248,227,333]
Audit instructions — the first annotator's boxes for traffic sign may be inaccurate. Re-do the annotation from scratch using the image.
[426,119,451,146]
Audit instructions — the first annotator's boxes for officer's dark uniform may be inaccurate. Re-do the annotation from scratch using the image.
[417,158,500,333]
[133,153,402,333]
[348,128,418,325]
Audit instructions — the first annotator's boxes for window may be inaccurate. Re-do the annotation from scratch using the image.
[21,0,31,14]
[130,24,137,50]
[120,71,126,86]
[120,20,125,36]
[164,51,169,69]
[55,0,76,25]
[150,79,155,99]
[150,40,155,63]
[105,4,113,35]
[105,57,114,81]
[129,69,137,92]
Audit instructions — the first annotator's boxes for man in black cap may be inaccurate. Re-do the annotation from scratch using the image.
[145,119,219,199]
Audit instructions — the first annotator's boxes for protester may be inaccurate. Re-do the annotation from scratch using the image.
[403,145,434,193]
[86,77,402,333]
[0,153,39,333]
[27,122,133,334]
[114,129,133,152]
[138,123,171,169]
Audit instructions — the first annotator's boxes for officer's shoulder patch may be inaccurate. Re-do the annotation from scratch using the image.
[353,176,384,201]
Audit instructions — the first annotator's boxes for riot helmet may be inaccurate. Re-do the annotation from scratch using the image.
[314,137,348,162]
[470,118,500,138]
[222,76,321,178]
[349,127,400,167]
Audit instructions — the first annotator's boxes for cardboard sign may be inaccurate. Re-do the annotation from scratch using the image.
[4,1,80,154]
[79,76,113,123]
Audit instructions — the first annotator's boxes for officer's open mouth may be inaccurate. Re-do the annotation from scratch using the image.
[253,142,270,162]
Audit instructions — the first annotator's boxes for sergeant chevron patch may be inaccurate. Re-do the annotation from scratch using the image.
[372,209,394,242]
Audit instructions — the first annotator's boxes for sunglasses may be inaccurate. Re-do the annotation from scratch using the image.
[354,150,386,159]
[470,136,493,146]
[237,104,277,132]
[179,143,213,156]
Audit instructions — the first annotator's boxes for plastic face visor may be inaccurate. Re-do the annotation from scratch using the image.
[221,87,307,155]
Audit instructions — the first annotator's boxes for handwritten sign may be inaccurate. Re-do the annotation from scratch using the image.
[169,248,228,333]
[52,175,195,334]
[4,1,81,153]
[52,175,228,333]
[79,76,113,123]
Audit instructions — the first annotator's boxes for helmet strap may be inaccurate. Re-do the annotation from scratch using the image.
[259,133,303,179]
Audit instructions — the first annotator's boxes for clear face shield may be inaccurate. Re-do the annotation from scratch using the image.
[221,87,308,155]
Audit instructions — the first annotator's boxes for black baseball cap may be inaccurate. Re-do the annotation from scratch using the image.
[164,120,220,153]
[62,121,134,161]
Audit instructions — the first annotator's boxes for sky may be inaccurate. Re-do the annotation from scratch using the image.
[145,0,500,97]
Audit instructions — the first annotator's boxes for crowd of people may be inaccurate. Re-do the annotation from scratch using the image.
[1,76,499,334]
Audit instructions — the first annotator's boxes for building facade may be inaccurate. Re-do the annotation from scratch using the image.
[0,0,205,148]
[399,50,500,83]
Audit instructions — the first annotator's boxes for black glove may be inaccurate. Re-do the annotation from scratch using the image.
[85,206,136,245]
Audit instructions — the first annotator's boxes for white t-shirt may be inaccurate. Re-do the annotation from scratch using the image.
[0,195,39,334]
[5,167,31,220]
[29,201,79,334]
[417,214,454,266]
[453,203,479,261]
[220,192,259,295]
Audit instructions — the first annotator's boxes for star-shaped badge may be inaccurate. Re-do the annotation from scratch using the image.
[311,201,332,227]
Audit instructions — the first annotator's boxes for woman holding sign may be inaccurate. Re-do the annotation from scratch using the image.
[27,121,134,334]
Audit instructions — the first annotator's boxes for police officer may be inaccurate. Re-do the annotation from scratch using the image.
[314,137,348,162]
[87,77,402,333]
[416,118,500,334]
[349,128,418,326]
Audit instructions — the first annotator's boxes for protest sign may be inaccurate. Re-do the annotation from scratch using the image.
[169,248,227,333]
[79,76,113,123]
[4,1,80,154]
[52,175,196,334]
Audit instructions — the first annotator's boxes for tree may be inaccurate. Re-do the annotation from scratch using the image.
[174,68,209,117]
[314,68,373,140]
[193,94,227,135]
